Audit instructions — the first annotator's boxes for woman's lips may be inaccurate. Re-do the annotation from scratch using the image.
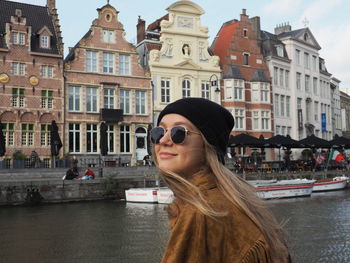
[159,152,177,159]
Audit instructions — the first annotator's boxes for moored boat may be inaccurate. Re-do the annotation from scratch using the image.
[248,179,315,199]
[125,188,158,203]
[313,176,349,192]
[157,188,174,204]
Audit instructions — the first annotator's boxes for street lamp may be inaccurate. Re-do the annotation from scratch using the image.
[209,74,220,103]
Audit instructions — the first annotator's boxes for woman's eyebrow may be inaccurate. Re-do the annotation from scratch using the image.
[159,121,189,127]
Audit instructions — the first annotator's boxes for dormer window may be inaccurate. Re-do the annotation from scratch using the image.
[243,29,248,37]
[304,33,309,42]
[276,45,284,57]
[40,35,50,48]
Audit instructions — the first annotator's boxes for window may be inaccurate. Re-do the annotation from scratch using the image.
[102,29,115,43]
[285,70,289,88]
[201,81,210,99]
[12,62,25,75]
[280,95,285,116]
[119,54,130,75]
[69,123,80,153]
[305,75,310,93]
[68,86,80,112]
[312,56,317,71]
[297,98,302,109]
[120,90,130,114]
[243,53,249,65]
[41,90,53,109]
[107,125,114,153]
[276,45,284,57]
[103,53,114,73]
[304,52,310,69]
[104,88,114,109]
[260,83,269,103]
[234,109,245,129]
[86,124,98,153]
[274,94,279,116]
[296,72,301,90]
[136,90,146,115]
[41,65,53,78]
[2,123,14,146]
[40,35,50,48]
[86,51,98,72]
[313,77,318,94]
[253,111,259,130]
[279,69,284,86]
[306,100,312,122]
[243,29,248,37]
[261,111,270,130]
[21,124,34,146]
[286,96,290,117]
[120,125,130,153]
[276,126,281,135]
[86,87,98,112]
[40,124,51,146]
[281,126,286,136]
[12,88,24,108]
[295,49,300,64]
[234,81,244,100]
[287,127,291,136]
[12,32,25,45]
[161,78,171,103]
[273,67,278,85]
[314,101,319,121]
[182,79,191,98]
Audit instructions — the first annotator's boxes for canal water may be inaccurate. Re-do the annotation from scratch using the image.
[0,190,350,263]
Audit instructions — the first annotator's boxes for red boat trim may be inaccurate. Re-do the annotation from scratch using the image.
[314,180,347,186]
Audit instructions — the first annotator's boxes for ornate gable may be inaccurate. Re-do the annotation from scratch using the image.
[295,28,321,50]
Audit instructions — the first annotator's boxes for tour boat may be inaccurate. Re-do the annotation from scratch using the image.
[157,188,174,204]
[249,179,315,199]
[125,188,158,203]
[312,176,349,192]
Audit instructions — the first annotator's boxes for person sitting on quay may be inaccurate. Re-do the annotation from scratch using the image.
[63,168,79,180]
[81,168,95,180]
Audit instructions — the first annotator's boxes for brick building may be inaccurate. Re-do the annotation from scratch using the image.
[211,9,273,158]
[64,3,152,166]
[0,0,64,167]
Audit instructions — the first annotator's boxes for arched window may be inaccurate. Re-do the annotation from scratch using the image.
[182,79,191,98]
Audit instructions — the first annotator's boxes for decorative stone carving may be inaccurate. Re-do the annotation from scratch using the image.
[161,13,175,28]
[177,16,193,28]
[210,56,220,67]
[198,41,208,61]
[160,38,173,57]
[150,50,160,62]
[182,44,191,58]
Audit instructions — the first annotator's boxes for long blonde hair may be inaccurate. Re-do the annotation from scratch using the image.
[154,136,289,262]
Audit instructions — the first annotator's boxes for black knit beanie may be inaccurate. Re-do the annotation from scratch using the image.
[157,98,235,163]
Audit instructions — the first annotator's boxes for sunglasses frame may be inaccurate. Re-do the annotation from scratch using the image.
[150,125,201,145]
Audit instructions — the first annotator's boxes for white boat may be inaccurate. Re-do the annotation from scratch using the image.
[249,179,315,199]
[157,188,174,204]
[313,176,349,192]
[125,188,158,203]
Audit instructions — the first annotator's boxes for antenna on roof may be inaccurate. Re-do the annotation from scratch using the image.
[107,0,110,4]
[302,17,309,27]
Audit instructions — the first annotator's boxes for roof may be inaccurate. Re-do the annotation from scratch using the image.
[223,65,245,80]
[260,30,290,60]
[147,14,168,31]
[0,0,60,54]
[64,30,92,62]
[250,69,269,82]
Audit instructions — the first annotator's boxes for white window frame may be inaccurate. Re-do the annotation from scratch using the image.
[12,62,25,75]
[102,29,115,43]
[136,90,146,115]
[3,123,14,146]
[68,86,80,112]
[182,79,191,98]
[40,35,50,49]
[161,78,171,103]
[86,87,98,113]
[274,94,279,117]
[103,52,114,74]
[69,123,80,153]
[41,90,53,109]
[119,54,130,75]
[286,96,290,117]
[201,81,210,99]
[21,123,34,146]
[104,88,114,109]
[233,108,245,130]
[120,90,130,114]
[86,51,98,72]
[120,125,130,153]
[296,73,301,90]
[273,67,278,85]
[12,88,25,108]
[86,124,98,153]
[40,124,51,147]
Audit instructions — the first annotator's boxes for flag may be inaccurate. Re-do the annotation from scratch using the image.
[329,149,344,162]
[316,153,325,164]
[344,149,350,159]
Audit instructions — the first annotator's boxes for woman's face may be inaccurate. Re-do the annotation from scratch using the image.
[155,114,205,177]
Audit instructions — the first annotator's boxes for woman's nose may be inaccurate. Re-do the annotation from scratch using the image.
[159,130,172,145]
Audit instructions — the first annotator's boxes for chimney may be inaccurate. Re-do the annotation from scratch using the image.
[137,16,146,44]
[240,8,248,21]
[274,22,292,35]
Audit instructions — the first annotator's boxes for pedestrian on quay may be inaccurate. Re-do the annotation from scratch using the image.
[150,98,291,263]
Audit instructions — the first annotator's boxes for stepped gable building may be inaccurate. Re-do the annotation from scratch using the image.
[211,9,273,148]
[64,3,152,166]
[262,24,333,141]
[0,0,64,167]
[136,0,221,123]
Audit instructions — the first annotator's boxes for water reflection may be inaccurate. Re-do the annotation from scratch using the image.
[0,190,350,263]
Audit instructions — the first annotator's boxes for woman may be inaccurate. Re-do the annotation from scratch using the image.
[151,98,291,263]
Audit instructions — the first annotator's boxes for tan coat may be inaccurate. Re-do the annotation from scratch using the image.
[161,174,290,263]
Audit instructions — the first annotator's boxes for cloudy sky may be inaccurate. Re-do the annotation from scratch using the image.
[11,0,350,92]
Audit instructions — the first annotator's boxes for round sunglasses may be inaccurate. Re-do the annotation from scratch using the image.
[150,126,200,144]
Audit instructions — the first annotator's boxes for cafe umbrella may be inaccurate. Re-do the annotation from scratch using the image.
[329,134,350,149]
[100,122,108,156]
[0,121,5,157]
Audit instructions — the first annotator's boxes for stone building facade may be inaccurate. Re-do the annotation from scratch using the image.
[64,3,152,166]
[0,0,64,167]
[340,91,350,138]
[136,0,221,124]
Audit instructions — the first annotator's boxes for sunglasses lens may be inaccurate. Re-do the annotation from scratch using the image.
[171,126,186,144]
[150,127,164,144]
